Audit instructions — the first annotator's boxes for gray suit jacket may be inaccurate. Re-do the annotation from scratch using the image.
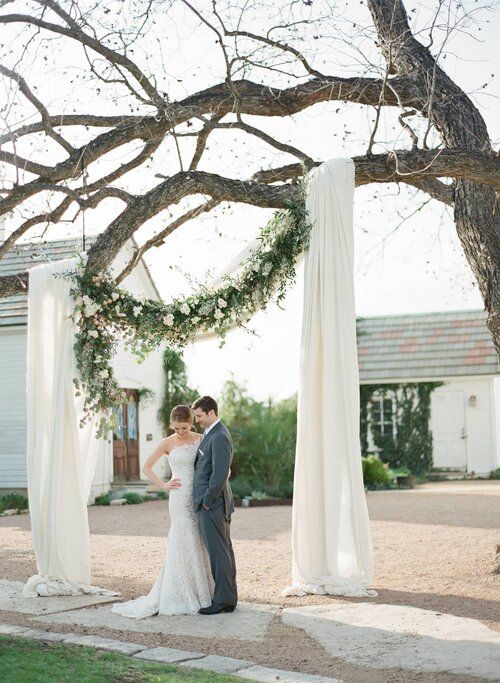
[193,421,235,516]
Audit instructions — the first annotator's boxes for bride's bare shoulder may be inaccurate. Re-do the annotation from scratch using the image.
[159,434,176,455]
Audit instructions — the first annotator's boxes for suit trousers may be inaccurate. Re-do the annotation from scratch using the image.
[199,497,238,607]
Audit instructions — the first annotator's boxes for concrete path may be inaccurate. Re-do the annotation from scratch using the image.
[36,600,277,641]
[283,602,500,680]
[0,580,118,615]
[2,579,499,680]
[412,481,500,495]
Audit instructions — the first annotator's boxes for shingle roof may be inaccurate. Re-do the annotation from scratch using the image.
[0,238,95,327]
[357,310,499,381]
[0,236,161,328]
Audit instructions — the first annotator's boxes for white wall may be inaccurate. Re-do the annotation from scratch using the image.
[0,241,167,496]
[492,377,500,471]
[431,377,497,475]
[87,241,168,495]
[0,327,28,489]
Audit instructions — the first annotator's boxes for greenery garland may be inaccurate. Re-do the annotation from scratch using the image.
[68,197,311,438]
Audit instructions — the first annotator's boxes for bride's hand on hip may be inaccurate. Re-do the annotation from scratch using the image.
[164,477,182,491]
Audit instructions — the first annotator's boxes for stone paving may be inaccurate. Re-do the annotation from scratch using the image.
[35,596,277,641]
[0,622,342,682]
[282,602,500,681]
[0,580,117,615]
[1,578,500,680]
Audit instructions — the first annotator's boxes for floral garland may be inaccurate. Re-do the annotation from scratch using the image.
[69,196,311,438]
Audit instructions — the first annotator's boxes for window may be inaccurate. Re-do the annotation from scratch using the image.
[370,393,394,437]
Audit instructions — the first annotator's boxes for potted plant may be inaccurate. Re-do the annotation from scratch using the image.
[393,467,416,489]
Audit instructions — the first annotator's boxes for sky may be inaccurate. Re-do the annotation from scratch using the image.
[3,0,499,401]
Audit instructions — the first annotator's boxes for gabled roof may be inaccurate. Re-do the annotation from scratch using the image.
[0,236,159,327]
[357,309,499,381]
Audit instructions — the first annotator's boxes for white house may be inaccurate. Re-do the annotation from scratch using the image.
[357,310,500,476]
[0,236,169,502]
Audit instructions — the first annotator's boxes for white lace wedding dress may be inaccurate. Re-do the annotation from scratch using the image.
[111,440,214,617]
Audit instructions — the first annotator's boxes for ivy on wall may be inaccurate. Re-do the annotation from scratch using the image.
[359,382,443,475]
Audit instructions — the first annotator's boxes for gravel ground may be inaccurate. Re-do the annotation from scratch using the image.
[1,481,499,682]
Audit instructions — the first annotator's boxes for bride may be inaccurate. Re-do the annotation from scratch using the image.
[111,405,214,618]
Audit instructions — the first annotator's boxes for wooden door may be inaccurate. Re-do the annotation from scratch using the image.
[112,389,140,481]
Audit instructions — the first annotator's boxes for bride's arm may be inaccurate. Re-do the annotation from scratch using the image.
[143,437,181,491]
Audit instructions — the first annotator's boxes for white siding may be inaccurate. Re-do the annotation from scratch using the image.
[0,241,166,495]
[0,328,28,488]
[431,377,496,475]
[89,438,113,503]
[491,377,500,470]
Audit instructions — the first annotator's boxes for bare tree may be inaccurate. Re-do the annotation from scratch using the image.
[0,0,499,352]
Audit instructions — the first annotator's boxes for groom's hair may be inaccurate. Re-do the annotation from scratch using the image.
[192,395,218,415]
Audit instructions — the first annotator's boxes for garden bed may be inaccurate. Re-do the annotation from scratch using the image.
[236,497,293,507]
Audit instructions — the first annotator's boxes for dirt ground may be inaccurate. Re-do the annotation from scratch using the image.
[1,481,499,682]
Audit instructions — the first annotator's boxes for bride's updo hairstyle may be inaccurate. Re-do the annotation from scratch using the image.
[170,405,193,425]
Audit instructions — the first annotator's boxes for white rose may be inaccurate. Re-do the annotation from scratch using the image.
[214,309,224,321]
[82,294,93,306]
[133,305,143,317]
[112,291,120,301]
[163,314,174,326]
[263,263,273,275]
[218,298,227,309]
[192,316,200,325]
[95,354,103,362]
[88,329,99,338]
[84,302,100,317]
[180,303,190,315]
[99,369,109,379]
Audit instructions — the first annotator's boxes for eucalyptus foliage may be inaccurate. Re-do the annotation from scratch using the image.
[68,199,311,436]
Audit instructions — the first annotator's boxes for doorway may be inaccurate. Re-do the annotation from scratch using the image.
[112,389,140,481]
[431,390,467,471]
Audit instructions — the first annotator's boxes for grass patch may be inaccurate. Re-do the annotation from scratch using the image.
[123,492,146,505]
[0,493,29,514]
[0,635,240,682]
[93,493,111,506]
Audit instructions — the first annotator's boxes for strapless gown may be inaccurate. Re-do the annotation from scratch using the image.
[111,440,214,617]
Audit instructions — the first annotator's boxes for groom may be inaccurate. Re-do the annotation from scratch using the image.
[192,395,238,614]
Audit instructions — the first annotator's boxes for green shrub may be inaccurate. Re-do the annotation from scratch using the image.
[230,476,293,500]
[221,378,296,495]
[155,490,169,500]
[362,456,394,488]
[229,477,254,500]
[250,490,270,500]
[124,492,145,505]
[490,467,500,480]
[94,493,110,506]
[391,466,411,478]
[0,493,29,513]
[360,382,442,475]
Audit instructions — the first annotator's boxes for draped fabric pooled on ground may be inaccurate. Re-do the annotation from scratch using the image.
[23,257,116,598]
[284,158,376,598]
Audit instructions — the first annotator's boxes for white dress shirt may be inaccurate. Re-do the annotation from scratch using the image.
[203,418,220,438]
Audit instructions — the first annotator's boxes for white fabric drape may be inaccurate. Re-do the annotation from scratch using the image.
[284,158,376,598]
[23,257,116,597]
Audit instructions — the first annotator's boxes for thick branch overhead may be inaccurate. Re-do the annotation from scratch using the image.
[0,0,497,354]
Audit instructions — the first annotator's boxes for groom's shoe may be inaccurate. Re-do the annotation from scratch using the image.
[198,603,236,615]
